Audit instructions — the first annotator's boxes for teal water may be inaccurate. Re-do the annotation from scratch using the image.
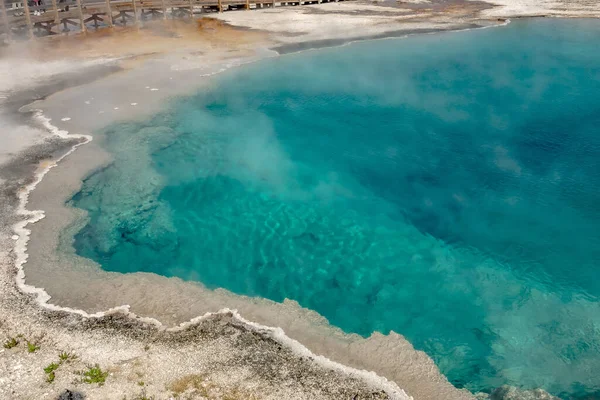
[71,20,600,397]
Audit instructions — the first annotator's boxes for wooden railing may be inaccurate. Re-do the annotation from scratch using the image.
[0,0,344,39]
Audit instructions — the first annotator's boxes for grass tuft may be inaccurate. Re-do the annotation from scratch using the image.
[168,374,257,399]
[44,361,60,383]
[3,337,19,349]
[27,341,40,353]
[168,374,207,395]
[43,352,78,384]
[44,362,60,374]
[80,364,108,385]
[58,351,77,363]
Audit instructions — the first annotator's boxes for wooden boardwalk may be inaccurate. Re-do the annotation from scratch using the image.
[0,0,345,39]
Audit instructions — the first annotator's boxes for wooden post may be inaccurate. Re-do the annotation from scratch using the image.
[187,0,193,18]
[49,0,58,35]
[132,0,139,24]
[1,0,12,41]
[23,0,34,38]
[160,0,166,19]
[75,0,86,32]
[50,0,59,23]
[272,0,275,8]
[105,0,113,26]
[245,0,248,10]
[217,0,222,13]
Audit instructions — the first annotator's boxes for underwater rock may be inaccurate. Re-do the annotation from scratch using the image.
[478,386,561,400]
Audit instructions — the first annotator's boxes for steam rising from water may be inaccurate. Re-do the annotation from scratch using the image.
[59,19,600,398]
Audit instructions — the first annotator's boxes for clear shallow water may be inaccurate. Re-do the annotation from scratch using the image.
[71,20,600,397]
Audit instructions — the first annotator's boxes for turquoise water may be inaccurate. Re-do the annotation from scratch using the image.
[71,20,600,397]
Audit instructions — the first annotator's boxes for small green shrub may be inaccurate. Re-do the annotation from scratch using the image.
[58,351,77,363]
[3,337,19,349]
[46,371,55,383]
[27,342,40,353]
[81,364,108,385]
[44,362,60,374]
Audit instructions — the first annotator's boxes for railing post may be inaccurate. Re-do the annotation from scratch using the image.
[50,0,59,23]
[188,0,193,18]
[217,0,222,13]
[132,0,139,24]
[75,0,86,33]
[245,0,249,10]
[1,0,12,41]
[23,0,34,39]
[161,0,167,19]
[105,0,113,25]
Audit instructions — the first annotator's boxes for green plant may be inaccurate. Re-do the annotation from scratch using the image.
[27,341,40,353]
[44,361,60,383]
[81,364,108,385]
[44,362,60,374]
[58,351,77,363]
[138,380,145,386]
[3,337,19,349]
